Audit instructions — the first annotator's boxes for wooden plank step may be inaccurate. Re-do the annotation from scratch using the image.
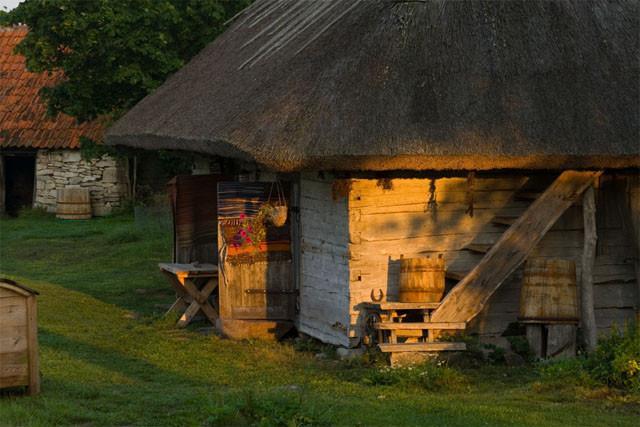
[514,191,541,201]
[446,270,468,281]
[378,302,440,310]
[491,216,518,226]
[463,243,492,254]
[374,322,466,330]
[378,342,466,353]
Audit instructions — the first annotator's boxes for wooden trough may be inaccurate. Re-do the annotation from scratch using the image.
[0,279,40,395]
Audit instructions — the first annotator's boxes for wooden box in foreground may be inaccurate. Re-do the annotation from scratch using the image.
[0,279,40,395]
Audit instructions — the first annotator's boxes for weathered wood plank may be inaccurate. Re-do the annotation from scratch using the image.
[0,297,27,327]
[25,295,39,395]
[378,302,440,310]
[299,176,352,347]
[374,322,466,330]
[378,342,466,352]
[581,186,598,352]
[0,325,28,353]
[431,171,602,323]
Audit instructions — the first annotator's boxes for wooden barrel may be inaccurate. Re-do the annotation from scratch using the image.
[56,188,91,220]
[398,256,445,303]
[519,258,579,322]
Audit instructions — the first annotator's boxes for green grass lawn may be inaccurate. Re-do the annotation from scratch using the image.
[0,211,638,426]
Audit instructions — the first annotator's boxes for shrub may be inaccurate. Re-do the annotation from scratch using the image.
[586,323,640,392]
[507,335,536,362]
[205,391,325,427]
[362,361,468,392]
[537,323,640,394]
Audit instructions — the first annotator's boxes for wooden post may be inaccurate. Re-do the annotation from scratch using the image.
[581,186,597,353]
[621,175,640,323]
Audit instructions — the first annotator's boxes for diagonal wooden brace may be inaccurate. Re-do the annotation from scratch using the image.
[431,170,603,324]
[176,276,219,328]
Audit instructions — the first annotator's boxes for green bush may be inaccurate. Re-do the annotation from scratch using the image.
[507,335,536,362]
[586,323,640,392]
[537,323,640,394]
[362,361,468,392]
[205,391,325,427]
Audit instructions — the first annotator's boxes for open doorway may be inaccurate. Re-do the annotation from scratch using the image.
[2,154,36,216]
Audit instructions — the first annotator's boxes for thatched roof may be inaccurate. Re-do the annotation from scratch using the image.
[107,0,639,171]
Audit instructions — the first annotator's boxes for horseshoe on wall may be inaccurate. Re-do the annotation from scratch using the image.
[370,288,384,302]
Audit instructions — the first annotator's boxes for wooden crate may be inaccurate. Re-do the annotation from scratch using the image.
[0,279,39,395]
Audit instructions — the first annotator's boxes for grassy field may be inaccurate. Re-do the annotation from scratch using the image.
[0,211,638,426]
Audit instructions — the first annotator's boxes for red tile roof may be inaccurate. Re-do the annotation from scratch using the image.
[0,26,104,150]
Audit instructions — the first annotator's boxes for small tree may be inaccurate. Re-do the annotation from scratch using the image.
[8,0,250,122]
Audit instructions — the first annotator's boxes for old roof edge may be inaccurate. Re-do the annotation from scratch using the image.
[0,278,39,296]
[106,133,639,172]
[105,133,256,163]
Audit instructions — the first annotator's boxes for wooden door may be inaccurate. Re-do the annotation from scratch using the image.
[217,182,295,320]
[167,174,227,264]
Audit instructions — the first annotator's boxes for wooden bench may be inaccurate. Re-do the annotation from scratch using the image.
[159,263,218,328]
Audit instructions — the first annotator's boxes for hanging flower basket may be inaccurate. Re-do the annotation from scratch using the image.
[265,181,288,227]
[269,204,288,227]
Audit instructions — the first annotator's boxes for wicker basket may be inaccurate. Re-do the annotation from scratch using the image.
[269,205,288,227]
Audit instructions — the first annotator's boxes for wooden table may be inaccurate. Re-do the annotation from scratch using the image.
[159,263,218,328]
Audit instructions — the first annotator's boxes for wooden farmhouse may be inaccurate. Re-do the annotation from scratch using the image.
[0,26,128,216]
[107,1,640,355]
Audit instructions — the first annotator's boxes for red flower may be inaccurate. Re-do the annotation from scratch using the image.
[240,230,247,237]
[239,213,246,219]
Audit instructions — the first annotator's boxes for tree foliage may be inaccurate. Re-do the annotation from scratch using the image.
[8,0,249,122]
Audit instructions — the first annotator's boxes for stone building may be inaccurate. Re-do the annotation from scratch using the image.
[0,26,128,216]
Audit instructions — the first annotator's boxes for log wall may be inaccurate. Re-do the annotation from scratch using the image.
[298,173,351,347]
[347,174,637,345]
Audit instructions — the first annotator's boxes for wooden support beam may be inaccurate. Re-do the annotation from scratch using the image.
[431,171,602,324]
[580,186,598,353]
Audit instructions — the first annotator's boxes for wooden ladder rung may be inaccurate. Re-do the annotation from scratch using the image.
[463,243,492,254]
[375,322,466,330]
[445,270,468,281]
[378,342,466,353]
[378,302,440,310]
[491,216,518,226]
[514,191,541,201]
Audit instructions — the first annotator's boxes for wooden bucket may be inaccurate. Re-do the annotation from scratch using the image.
[398,256,445,303]
[519,258,579,322]
[56,188,92,220]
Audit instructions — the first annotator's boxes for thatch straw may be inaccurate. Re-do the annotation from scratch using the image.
[107,0,639,171]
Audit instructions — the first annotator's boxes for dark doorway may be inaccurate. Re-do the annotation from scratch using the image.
[3,154,36,216]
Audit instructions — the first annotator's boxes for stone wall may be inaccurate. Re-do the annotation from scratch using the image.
[34,149,129,216]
